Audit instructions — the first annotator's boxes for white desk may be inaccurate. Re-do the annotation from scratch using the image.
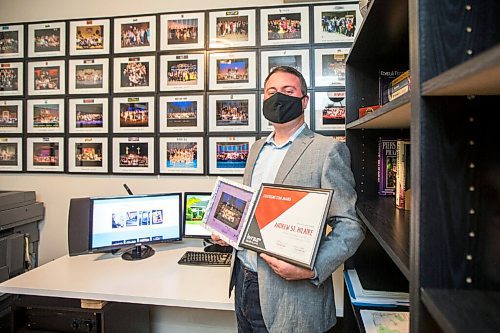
[0,240,237,333]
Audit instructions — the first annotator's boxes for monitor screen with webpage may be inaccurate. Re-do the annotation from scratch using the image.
[89,192,182,260]
[183,192,211,238]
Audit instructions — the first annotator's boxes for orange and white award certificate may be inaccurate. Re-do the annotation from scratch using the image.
[239,183,332,269]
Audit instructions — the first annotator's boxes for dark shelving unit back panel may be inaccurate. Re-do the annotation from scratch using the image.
[419,0,500,82]
[419,95,500,290]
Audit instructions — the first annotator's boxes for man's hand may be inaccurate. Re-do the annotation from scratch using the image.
[260,253,315,281]
[211,234,229,246]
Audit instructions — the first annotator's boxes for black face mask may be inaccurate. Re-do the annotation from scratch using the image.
[263,92,305,124]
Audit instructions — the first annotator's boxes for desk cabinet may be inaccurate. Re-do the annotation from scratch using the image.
[11,295,149,333]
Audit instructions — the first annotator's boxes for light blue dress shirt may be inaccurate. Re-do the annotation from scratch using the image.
[237,123,306,272]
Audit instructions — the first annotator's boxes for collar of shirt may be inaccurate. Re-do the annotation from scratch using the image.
[265,123,306,148]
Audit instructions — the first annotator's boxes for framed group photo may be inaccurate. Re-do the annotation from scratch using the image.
[160,12,205,51]
[0,62,23,96]
[27,137,64,172]
[113,56,155,93]
[159,136,204,174]
[0,137,23,172]
[27,99,65,134]
[260,92,310,132]
[113,96,155,134]
[260,6,309,46]
[208,136,255,175]
[208,9,256,48]
[208,51,256,90]
[68,137,108,173]
[314,47,349,87]
[208,93,257,133]
[313,4,361,43]
[69,18,110,56]
[314,91,346,132]
[112,136,155,174]
[68,58,109,94]
[158,94,204,133]
[159,53,205,91]
[27,60,66,96]
[0,100,23,133]
[28,22,66,58]
[0,24,24,59]
[260,49,310,88]
[114,15,156,54]
[68,97,109,134]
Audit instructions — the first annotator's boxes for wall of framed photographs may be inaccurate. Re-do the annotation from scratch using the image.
[0,1,361,176]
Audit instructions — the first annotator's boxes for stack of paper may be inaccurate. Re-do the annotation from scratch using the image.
[360,309,410,333]
[344,269,409,307]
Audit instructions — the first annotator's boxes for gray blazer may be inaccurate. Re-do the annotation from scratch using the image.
[230,126,365,333]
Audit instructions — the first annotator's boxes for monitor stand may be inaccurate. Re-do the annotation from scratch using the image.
[121,245,155,261]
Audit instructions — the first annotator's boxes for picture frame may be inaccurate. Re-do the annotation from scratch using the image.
[160,12,205,51]
[0,100,23,134]
[69,18,110,56]
[113,56,155,93]
[314,91,346,131]
[208,93,257,133]
[259,92,310,132]
[0,62,23,96]
[27,60,66,96]
[260,6,309,46]
[27,98,65,134]
[202,177,257,248]
[112,136,155,174]
[112,96,155,134]
[68,136,108,173]
[114,15,156,54]
[27,137,64,172]
[0,137,23,172]
[208,51,256,90]
[0,24,24,59]
[313,4,361,43]
[208,9,256,48]
[159,53,205,91]
[260,48,310,88]
[28,21,66,58]
[208,136,255,175]
[239,183,333,269]
[68,58,109,94]
[314,47,350,87]
[68,97,109,134]
[158,94,204,133]
[159,136,204,174]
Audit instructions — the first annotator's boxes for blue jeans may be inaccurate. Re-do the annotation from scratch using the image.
[234,259,269,333]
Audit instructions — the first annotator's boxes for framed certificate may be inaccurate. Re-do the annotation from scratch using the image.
[239,183,333,269]
[202,177,258,249]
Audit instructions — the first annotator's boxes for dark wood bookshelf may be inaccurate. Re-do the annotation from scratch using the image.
[421,289,500,333]
[346,94,411,129]
[356,198,410,279]
[422,43,500,96]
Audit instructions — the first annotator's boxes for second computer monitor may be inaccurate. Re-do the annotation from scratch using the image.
[183,192,211,239]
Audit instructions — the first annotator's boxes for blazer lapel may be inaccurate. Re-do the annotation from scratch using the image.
[274,126,314,184]
[242,139,267,186]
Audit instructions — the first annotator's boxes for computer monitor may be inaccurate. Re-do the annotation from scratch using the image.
[183,192,211,239]
[89,192,182,261]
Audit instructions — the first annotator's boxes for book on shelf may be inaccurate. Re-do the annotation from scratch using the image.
[377,138,398,196]
[378,69,406,105]
[360,309,409,333]
[396,140,411,210]
[358,105,381,118]
[344,269,409,307]
[388,70,411,102]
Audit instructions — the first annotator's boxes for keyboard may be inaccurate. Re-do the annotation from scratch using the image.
[178,251,232,266]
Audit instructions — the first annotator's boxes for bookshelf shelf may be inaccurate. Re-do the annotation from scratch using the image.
[421,289,500,333]
[346,94,410,129]
[356,198,410,279]
[422,43,500,96]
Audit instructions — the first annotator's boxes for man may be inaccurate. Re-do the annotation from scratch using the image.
[213,66,365,333]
